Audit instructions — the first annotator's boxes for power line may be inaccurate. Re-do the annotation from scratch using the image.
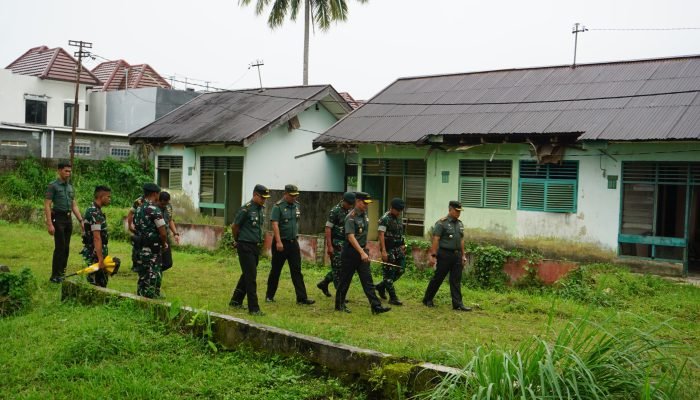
[589,27,700,31]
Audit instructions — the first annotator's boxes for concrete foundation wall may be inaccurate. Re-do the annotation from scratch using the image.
[61,280,459,398]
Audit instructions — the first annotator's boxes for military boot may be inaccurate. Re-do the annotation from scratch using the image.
[387,286,402,306]
[316,279,332,297]
[376,281,387,300]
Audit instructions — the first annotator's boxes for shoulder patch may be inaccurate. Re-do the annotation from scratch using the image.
[275,199,284,205]
[440,217,448,222]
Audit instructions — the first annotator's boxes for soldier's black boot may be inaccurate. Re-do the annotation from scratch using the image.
[376,282,387,300]
[316,279,332,297]
[371,305,391,315]
[387,287,402,306]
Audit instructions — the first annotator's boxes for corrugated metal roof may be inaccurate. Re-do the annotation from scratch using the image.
[5,46,100,85]
[315,55,700,145]
[129,85,352,145]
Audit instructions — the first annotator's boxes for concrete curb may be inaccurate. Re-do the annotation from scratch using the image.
[61,280,459,398]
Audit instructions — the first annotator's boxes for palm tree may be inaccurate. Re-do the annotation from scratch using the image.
[239,0,368,85]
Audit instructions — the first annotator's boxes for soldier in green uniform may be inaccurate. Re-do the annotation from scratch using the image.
[335,192,391,315]
[422,201,471,311]
[317,192,356,297]
[128,194,145,272]
[265,184,314,305]
[229,184,270,315]
[375,198,406,306]
[44,162,84,283]
[133,183,168,299]
[156,191,180,273]
[80,186,112,287]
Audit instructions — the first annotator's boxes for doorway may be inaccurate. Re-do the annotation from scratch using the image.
[618,162,700,273]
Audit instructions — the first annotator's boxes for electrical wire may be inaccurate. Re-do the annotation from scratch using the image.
[589,27,700,31]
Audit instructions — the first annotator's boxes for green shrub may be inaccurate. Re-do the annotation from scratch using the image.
[0,268,37,317]
[421,316,688,400]
[467,245,509,290]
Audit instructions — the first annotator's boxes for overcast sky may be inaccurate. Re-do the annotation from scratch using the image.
[2,0,699,99]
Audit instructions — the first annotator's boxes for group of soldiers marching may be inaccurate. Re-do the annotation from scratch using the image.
[45,162,472,314]
[229,184,472,316]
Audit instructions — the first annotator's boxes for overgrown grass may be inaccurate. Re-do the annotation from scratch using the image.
[1,223,698,397]
[421,315,690,399]
[0,280,362,399]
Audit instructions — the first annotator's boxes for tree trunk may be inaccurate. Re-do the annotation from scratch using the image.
[303,0,310,85]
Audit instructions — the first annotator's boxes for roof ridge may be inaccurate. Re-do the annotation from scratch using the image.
[395,54,700,82]
[41,48,61,79]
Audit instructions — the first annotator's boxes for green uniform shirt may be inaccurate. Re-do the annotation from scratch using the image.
[82,201,108,257]
[134,200,166,246]
[45,179,74,212]
[433,216,464,250]
[378,211,404,248]
[345,208,369,248]
[326,202,350,243]
[234,201,265,243]
[270,200,300,240]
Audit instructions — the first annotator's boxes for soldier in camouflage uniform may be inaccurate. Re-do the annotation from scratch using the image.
[80,186,112,287]
[317,192,356,297]
[133,183,168,299]
[128,194,145,272]
[375,198,406,306]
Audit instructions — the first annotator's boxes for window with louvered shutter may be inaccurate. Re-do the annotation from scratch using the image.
[518,161,578,213]
[458,160,512,209]
[157,156,183,190]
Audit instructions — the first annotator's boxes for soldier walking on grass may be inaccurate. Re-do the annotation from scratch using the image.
[335,192,391,315]
[80,186,112,287]
[44,162,84,283]
[127,192,145,272]
[375,198,406,306]
[265,184,315,305]
[229,184,269,316]
[133,183,168,299]
[317,192,356,297]
[422,201,472,312]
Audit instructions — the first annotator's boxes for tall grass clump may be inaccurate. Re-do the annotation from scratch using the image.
[422,316,689,400]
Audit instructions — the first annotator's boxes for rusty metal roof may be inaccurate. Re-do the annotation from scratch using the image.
[5,45,100,85]
[315,55,700,145]
[129,85,352,145]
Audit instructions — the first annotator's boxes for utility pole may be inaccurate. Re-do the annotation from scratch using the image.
[68,40,92,167]
[572,23,588,68]
[249,60,264,89]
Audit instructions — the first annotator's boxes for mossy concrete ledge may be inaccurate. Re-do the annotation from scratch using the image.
[61,280,459,398]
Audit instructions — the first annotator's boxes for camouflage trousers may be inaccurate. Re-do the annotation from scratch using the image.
[136,246,163,299]
[376,247,406,298]
[322,244,343,290]
[81,245,109,288]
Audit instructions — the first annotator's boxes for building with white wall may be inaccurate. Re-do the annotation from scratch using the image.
[315,55,700,274]
[130,85,353,224]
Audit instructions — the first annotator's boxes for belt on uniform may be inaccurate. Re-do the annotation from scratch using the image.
[52,210,71,217]
[439,248,461,254]
[238,240,259,245]
[280,238,298,243]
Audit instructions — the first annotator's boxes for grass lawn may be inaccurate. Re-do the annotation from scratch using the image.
[0,283,361,399]
[2,222,699,397]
